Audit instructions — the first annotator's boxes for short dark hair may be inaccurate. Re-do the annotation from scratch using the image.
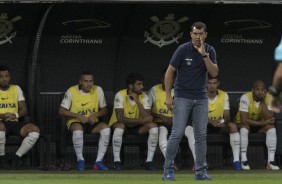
[126,72,144,86]
[80,70,93,77]
[0,65,10,72]
[191,22,207,32]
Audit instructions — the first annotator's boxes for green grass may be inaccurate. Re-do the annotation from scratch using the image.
[0,170,281,184]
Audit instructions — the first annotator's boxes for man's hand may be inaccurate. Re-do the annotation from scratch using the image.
[260,91,267,102]
[159,115,172,125]
[194,37,206,56]
[209,117,224,128]
[88,113,98,125]
[165,96,174,111]
[4,112,17,121]
[77,115,88,124]
[128,91,138,101]
[264,118,275,125]
[142,116,153,124]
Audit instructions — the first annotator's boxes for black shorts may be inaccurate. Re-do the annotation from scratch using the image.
[249,126,261,133]
[3,121,27,137]
[207,124,229,134]
[69,122,103,134]
[125,125,143,135]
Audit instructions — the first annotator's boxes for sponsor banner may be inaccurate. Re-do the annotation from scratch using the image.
[39,4,130,92]
[206,4,282,91]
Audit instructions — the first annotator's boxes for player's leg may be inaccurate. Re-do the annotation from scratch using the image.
[259,125,280,170]
[139,122,158,171]
[112,122,125,170]
[239,124,250,170]
[70,123,85,170]
[92,122,110,170]
[192,99,211,180]
[228,122,241,170]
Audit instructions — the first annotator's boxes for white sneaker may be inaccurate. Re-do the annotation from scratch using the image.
[266,161,280,170]
[241,161,250,170]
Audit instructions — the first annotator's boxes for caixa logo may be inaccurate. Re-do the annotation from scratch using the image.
[0,13,22,45]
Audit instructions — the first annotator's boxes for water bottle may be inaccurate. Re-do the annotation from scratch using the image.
[275,38,282,62]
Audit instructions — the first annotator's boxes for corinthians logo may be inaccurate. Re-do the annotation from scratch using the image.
[0,13,22,45]
[144,14,188,48]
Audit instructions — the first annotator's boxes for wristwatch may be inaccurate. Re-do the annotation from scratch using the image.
[202,53,209,58]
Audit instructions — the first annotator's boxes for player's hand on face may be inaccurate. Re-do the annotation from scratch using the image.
[261,91,267,102]
[209,117,217,127]
[128,91,138,101]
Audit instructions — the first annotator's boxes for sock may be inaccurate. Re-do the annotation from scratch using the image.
[240,128,249,162]
[146,127,158,162]
[266,128,277,163]
[112,128,124,162]
[16,132,39,157]
[185,126,196,161]
[72,130,84,161]
[96,127,110,162]
[230,132,240,162]
[158,126,168,157]
[0,131,6,156]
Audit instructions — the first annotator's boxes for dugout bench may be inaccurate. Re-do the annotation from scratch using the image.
[55,92,282,169]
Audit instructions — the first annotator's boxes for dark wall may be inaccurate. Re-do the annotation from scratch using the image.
[1,3,281,93]
[0,4,45,92]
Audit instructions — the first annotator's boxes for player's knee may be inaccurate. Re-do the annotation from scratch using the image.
[100,127,111,136]
[31,125,40,133]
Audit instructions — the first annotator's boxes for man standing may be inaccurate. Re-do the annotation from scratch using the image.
[0,65,40,169]
[59,71,111,171]
[162,22,218,181]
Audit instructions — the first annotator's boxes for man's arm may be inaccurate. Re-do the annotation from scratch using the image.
[18,100,28,117]
[115,108,144,125]
[58,106,88,124]
[203,57,219,77]
[165,65,176,111]
[260,100,273,120]
[2,100,28,121]
[88,106,108,124]
[223,110,231,124]
[240,111,274,126]
[151,112,172,124]
[194,37,219,77]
